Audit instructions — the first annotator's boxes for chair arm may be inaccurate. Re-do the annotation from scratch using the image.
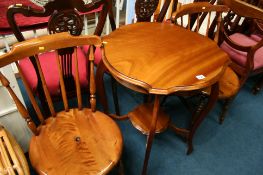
[221,31,253,52]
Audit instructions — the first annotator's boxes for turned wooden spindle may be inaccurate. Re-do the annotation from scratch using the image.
[89,46,96,112]
[0,72,38,135]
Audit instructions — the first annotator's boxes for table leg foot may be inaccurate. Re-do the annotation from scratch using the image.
[186,144,193,155]
[187,83,219,155]
[141,95,160,175]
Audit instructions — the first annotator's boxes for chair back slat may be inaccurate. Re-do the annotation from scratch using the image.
[15,62,45,123]
[214,13,222,43]
[196,13,200,32]
[6,0,115,117]
[206,11,211,36]
[187,16,190,30]
[172,2,229,42]
[56,50,69,111]
[89,46,96,112]
[34,55,56,117]
[0,72,38,135]
[73,47,83,110]
[0,32,101,133]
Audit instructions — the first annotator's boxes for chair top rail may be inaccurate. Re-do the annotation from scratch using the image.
[222,0,263,20]
[0,32,102,68]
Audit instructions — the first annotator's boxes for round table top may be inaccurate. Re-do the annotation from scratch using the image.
[102,22,230,95]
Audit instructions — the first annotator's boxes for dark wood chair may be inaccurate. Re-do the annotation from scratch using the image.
[216,0,263,123]
[96,0,175,116]
[0,32,123,175]
[7,0,116,117]
[171,0,263,125]
[251,20,263,94]
[171,2,230,154]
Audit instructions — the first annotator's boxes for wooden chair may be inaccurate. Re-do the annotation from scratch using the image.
[172,0,263,124]
[251,20,263,94]
[0,32,123,174]
[171,1,234,123]
[216,0,263,122]
[0,125,29,175]
[7,0,115,117]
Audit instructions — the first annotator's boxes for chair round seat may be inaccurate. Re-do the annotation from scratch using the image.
[203,67,239,99]
[29,108,123,175]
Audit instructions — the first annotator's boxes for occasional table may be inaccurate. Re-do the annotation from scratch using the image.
[99,22,230,175]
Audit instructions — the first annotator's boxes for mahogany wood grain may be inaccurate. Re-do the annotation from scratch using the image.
[128,103,170,134]
[102,22,230,95]
[101,22,229,174]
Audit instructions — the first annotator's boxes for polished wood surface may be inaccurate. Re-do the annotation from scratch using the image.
[0,32,123,175]
[102,22,230,95]
[29,108,122,175]
[128,103,170,134]
[101,22,229,175]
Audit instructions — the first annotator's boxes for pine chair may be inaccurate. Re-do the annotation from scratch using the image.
[0,125,29,175]
[0,32,123,174]
[7,0,115,116]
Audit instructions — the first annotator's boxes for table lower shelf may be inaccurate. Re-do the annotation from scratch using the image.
[128,103,170,135]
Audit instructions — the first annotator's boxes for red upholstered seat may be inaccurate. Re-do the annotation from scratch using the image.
[19,47,88,96]
[82,45,102,65]
[0,0,49,35]
[251,34,263,42]
[220,33,263,70]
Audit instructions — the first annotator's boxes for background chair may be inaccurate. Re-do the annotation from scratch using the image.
[7,0,115,117]
[217,0,263,123]
[171,0,263,125]
[0,32,123,174]
[170,2,231,153]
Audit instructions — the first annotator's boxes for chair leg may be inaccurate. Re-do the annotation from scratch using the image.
[95,61,109,114]
[252,76,263,95]
[219,98,232,124]
[111,77,120,115]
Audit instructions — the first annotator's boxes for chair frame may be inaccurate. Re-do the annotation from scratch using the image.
[7,0,116,117]
[0,32,123,175]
